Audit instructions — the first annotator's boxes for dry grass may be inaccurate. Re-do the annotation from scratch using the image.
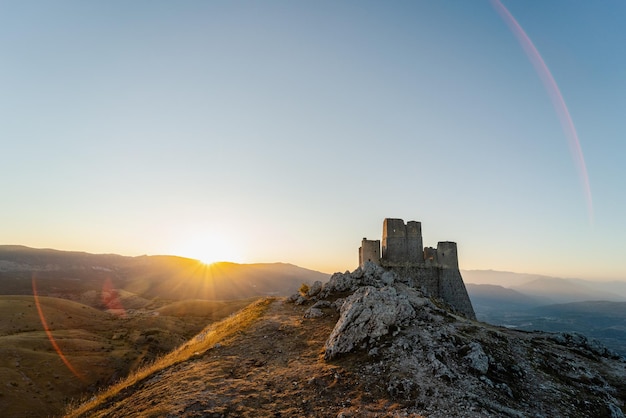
[156,297,258,318]
[61,298,422,417]
[0,295,264,417]
[64,297,274,418]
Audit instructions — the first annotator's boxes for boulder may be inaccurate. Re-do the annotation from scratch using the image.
[464,342,489,375]
[304,307,324,319]
[307,280,323,298]
[324,286,415,360]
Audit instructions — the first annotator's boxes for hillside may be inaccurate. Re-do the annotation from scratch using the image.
[466,283,548,312]
[513,277,622,303]
[66,265,626,417]
[462,269,626,301]
[0,246,329,303]
[0,246,329,417]
[499,301,626,357]
[0,295,257,417]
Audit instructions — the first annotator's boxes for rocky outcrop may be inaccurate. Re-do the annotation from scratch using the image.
[290,263,626,417]
[324,285,415,360]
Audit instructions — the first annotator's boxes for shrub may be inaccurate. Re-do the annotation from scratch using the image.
[299,283,310,296]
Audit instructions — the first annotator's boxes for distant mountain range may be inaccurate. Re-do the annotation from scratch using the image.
[462,269,626,303]
[0,245,329,303]
[463,270,626,357]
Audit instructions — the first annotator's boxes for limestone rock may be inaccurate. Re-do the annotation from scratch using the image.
[310,263,626,416]
[324,286,415,360]
[319,271,358,299]
[286,293,299,303]
[307,280,323,298]
[311,300,331,309]
[464,342,489,374]
[380,270,395,285]
[303,307,324,319]
[331,298,345,312]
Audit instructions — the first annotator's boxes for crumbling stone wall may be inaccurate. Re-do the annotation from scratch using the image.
[423,247,438,265]
[359,238,381,267]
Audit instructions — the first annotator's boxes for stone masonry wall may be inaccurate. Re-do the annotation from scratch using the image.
[359,239,381,267]
[406,221,424,264]
[438,268,476,319]
[382,218,408,263]
[379,263,475,319]
[436,241,459,269]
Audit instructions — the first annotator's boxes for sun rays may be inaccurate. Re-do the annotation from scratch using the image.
[173,233,243,267]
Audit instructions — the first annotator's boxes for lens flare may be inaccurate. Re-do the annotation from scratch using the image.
[491,0,593,224]
[102,277,127,317]
[32,276,86,382]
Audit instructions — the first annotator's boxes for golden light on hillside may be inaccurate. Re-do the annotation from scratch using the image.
[138,255,248,302]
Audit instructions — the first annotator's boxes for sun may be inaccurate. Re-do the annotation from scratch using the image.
[174,235,243,265]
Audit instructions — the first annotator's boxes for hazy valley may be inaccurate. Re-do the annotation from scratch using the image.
[464,271,626,357]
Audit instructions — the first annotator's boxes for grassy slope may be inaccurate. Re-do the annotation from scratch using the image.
[65,298,274,417]
[0,296,120,417]
[0,295,258,418]
[156,298,259,318]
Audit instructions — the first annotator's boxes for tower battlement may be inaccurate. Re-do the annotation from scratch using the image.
[363,218,458,269]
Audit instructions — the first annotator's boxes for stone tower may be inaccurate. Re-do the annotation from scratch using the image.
[359,238,381,267]
[382,218,408,262]
[382,218,424,264]
[436,241,458,269]
[406,221,424,264]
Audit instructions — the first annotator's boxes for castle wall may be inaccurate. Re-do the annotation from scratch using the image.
[436,241,458,269]
[423,247,437,266]
[387,264,440,297]
[387,263,476,320]
[382,218,408,262]
[359,238,381,267]
[438,268,476,319]
[406,221,424,264]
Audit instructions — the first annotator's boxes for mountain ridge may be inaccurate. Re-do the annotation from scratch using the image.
[0,245,330,302]
[462,269,626,299]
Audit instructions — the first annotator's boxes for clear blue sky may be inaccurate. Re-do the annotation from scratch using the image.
[1,1,625,280]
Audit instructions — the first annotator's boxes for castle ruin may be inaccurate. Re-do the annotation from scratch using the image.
[359,218,475,319]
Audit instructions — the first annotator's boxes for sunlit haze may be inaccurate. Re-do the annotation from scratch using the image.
[2,1,625,280]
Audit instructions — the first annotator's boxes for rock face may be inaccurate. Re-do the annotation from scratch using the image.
[324,286,415,360]
[292,264,626,417]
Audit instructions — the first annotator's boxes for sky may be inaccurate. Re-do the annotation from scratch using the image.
[1,1,625,280]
